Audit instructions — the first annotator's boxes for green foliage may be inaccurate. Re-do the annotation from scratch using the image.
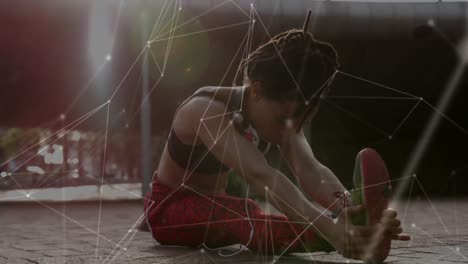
[0,128,42,158]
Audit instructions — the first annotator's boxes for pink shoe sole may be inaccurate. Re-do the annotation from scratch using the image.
[351,148,392,263]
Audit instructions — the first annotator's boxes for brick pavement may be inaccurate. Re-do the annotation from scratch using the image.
[1,198,467,263]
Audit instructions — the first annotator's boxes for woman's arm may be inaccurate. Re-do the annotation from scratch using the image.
[278,128,349,213]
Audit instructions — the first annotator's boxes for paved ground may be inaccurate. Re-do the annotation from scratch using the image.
[1,198,468,264]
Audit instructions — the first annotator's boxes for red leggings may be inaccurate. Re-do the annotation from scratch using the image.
[143,174,334,255]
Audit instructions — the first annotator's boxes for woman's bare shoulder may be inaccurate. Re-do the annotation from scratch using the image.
[173,87,229,131]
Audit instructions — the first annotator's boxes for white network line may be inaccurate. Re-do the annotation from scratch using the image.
[95,103,111,264]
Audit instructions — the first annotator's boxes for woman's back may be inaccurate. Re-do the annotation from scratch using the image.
[156,86,270,195]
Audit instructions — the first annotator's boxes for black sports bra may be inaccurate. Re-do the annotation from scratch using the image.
[167,87,271,174]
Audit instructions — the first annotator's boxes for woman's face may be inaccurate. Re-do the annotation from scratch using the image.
[248,85,319,144]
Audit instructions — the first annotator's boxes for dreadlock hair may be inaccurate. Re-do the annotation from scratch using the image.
[236,29,340,116]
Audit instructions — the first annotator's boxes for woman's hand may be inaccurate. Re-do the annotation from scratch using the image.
[379,208,411,242]
[328,205,411,262]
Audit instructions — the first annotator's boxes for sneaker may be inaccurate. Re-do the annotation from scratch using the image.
[351,148,392,263]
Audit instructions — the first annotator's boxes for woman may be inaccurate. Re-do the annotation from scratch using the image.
[143,18,410,262]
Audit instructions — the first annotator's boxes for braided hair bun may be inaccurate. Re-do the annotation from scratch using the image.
[236,10,340,131]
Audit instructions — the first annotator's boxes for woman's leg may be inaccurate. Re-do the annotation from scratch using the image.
[146,186,334,255]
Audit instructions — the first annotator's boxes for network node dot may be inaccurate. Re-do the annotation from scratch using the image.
[411,223,416,228]
[320,179,325,184]
[59,114,66,120]
[264,186,269,191]
[252,19,256,23]
[123,248,127,251]
[0,171,7,177]
[388,135,393,140]
[456,247,460,251]
[26,194,30,198]
[161,73,164,77]
[200,248,205,253]
[7,172,12,176]
[105,54,112,61]
[412,173,417,178]
[304,101,309,106]
[107,99,111,104]
[427,19,435,27]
